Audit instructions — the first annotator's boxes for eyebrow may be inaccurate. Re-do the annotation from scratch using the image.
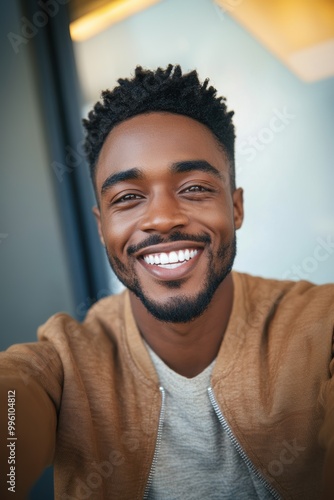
[100,160,224,196]
[101,167,143,195]
[171,160,224,181]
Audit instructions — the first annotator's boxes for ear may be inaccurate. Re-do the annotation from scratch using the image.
[92,206,106,246]
[232,188,244,230]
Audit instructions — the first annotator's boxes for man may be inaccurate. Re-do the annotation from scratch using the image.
[0,65,333,499]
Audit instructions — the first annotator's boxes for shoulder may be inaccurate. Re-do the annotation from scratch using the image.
[231,272,334,364]
[37,289,129,348]
[233,271,334,312]
[232,271,334,347]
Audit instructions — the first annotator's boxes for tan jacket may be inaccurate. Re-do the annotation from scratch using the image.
[0,272,333,499]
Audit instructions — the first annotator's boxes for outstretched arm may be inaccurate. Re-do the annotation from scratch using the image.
[0,342,63,499]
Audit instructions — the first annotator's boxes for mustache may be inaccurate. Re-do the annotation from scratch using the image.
[127,231,211,256]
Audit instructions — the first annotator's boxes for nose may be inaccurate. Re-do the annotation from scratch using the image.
[140,191,190,234]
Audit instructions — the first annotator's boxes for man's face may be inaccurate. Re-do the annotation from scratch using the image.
[94,112,243,323]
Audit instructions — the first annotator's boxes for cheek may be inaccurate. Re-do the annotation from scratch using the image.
[196,206,233,236]
[101,215,133,255]
[216,199,235,231]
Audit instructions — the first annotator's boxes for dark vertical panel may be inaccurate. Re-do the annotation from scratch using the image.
[22,0,109,319]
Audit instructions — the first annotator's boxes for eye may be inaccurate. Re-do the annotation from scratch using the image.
[184,185,208,193]
[112,193,143,204]
[181,184,213,195]
[179,183,216,201]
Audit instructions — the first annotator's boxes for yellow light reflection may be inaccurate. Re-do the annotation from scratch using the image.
[70,0,162,42]
[215,0,334,81]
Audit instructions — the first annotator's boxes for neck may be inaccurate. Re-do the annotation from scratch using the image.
[129,273,234,378]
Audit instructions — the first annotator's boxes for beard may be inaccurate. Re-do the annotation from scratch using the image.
[105,232,236,323]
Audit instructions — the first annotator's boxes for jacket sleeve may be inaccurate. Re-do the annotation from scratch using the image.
[0,341,63,499]
[319,336,334,500]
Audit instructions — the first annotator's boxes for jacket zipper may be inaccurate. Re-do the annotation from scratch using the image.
[208,387,281,500]
[143,386,166,499]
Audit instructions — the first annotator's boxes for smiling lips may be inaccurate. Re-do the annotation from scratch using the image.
[142,248,199,269]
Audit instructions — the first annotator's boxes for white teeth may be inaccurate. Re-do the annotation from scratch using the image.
[178,250,185,262]
[169,251,178,263]
[159,263,182,269]
[143,248,199,266]
[160,253,169,265]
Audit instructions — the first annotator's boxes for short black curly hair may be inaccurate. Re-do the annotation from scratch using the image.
[83,64,236,192]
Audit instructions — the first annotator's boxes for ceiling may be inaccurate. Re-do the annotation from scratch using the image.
[69,0,334,82]
[216,0,334,81]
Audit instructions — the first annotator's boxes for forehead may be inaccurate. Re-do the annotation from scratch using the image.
[95,112,228,186]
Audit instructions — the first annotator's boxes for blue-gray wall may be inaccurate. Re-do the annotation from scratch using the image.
[0,1,76,350]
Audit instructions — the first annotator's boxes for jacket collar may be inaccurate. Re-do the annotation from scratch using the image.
[122,289,160,387]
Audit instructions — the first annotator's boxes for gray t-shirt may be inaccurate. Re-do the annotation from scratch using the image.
[145,344,275,499]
